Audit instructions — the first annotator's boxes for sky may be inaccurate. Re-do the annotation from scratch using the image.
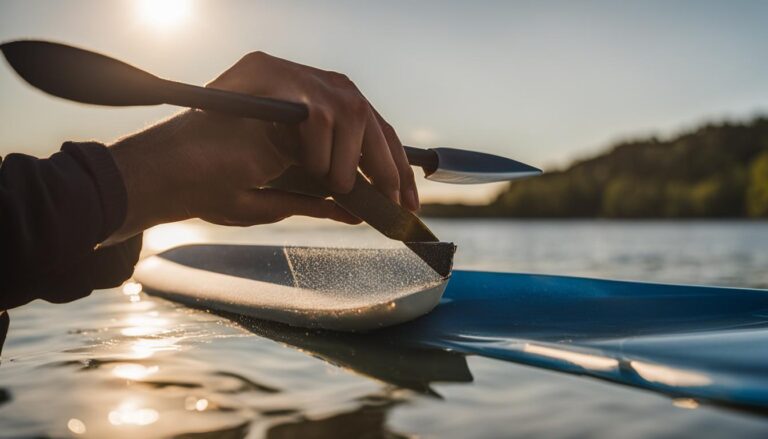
[1,0,767,203]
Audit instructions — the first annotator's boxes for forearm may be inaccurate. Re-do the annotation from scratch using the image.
[107,111,200,243]
[0,142,135,308]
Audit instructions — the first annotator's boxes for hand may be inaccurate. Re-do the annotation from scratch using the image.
[208,51,418,209]
[107,51,418,242]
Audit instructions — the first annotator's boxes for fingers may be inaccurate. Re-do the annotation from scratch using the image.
[300,80,368,193]
[326,94,368,194]
[359,110,401,204]
[372,108,420,211]
[213,189,361,226]
[299,104,334,178]
[207,52,415,210]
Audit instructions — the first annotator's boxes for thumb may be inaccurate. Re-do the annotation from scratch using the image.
[227,188,361,226]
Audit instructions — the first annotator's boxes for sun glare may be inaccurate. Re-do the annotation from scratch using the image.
[144,222,206,253]
[136,0,192,29]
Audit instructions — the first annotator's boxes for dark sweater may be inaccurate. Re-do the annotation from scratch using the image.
[0,142,142,311]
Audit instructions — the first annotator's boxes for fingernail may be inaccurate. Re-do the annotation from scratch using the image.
[404,188,419,211]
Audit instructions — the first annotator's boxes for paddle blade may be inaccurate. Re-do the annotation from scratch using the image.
[405,242,456,278]
[1,40,164,106]
[427,147,542,184]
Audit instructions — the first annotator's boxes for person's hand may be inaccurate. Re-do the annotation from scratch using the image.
[208,51,418,208]
[107,51,418,243]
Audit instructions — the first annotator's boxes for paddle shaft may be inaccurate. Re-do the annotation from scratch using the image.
[162,81,447,254]
[160,80,439,171]
[1,39,451,268]
[162,80,308,123]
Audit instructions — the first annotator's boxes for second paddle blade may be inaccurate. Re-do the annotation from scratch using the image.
[426,147,543,184]
[1,40,164,106]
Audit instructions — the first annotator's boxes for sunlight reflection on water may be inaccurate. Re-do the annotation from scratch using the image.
[67,418,86,435]
[108,401,160,426]
[112,363,159,380]
[127,338,182,360]
[120,315,169,337]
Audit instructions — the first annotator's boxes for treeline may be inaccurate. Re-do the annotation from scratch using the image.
[421,117,768,218]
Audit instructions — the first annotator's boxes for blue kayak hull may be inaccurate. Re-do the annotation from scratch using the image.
[139,244,768,411]
[388,270,768,410]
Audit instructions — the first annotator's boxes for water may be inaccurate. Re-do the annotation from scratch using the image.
[1,220,768,438]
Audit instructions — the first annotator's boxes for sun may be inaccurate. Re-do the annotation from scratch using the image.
[136,0,192,29]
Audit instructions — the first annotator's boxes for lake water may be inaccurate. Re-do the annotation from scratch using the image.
[1,220,768,438]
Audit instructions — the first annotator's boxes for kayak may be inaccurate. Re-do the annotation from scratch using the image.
[136,244,768,411]
[390,271,768,411]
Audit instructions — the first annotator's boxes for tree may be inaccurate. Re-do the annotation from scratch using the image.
[421,117,768,219]
[747,151,768,218]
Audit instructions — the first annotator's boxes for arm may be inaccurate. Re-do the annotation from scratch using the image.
[1,51,417,309]
[0,142,141,309]
[108,51,420,242]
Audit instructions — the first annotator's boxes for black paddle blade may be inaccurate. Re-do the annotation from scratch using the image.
[405,242,456,278]
[1,40,164,106]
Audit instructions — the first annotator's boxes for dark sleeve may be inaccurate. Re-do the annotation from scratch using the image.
[0,142,142,310]
[0,311,8,357]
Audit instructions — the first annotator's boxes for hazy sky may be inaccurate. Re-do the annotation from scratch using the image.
[1,0,767,202]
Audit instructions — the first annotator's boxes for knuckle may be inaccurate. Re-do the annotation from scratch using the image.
[311,105,334,126]
[349,95,369,115]
[380,121,397,139]
[332,93,368,121]
[327,71,352,85]
[243,50,268,64]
